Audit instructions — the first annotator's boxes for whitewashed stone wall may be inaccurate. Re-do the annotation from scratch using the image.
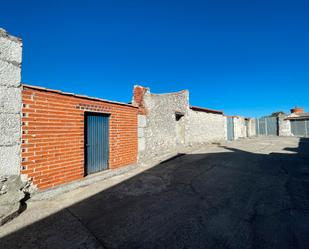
[0,29,22,176]
[135,88,189,162]
[186,109,226,145]
[278,116,292,136]
[233,117,247,140]
[247,118,256,137]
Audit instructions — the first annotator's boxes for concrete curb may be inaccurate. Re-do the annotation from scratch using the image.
[30,164,139,201]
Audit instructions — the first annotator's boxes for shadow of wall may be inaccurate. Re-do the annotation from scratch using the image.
[1,138,309,249]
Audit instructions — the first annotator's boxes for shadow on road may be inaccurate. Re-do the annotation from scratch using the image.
[1,138,309,249]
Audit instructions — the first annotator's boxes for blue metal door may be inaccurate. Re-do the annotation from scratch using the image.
[227,117,234,141]
[85,113,109,174]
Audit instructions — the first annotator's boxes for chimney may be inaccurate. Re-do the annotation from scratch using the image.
[290,106,304,114]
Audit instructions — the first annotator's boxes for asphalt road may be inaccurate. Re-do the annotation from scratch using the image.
[1,137,309,249]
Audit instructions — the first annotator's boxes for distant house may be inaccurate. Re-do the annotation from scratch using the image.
[286,107,309,137]
[287,107,309,120]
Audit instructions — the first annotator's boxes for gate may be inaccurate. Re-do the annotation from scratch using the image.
[256,116,278,136]
[227,117,234,141]
[291,120,309,137]
[85,113,109,175]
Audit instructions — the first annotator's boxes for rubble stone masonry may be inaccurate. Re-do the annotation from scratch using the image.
[133,86,189,162]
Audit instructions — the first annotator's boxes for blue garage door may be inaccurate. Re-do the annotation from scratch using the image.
[256,117,278,136]
[227,117,234,141]
[291,120,309,137]
[85,113,109,174]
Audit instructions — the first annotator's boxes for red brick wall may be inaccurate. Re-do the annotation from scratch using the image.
[21,86,138,190]
[133,85,148,115]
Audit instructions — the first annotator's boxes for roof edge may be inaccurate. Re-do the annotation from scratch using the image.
[22,84,138,109]
[190,105,224,115]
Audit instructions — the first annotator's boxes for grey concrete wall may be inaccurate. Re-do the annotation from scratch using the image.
[0,29,22,176]
[186,109,226,145]
[135,87,189,162]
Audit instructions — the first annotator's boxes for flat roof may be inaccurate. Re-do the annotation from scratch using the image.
[286,113,309,120]
[22,84,138,108]
[190,105,224,115]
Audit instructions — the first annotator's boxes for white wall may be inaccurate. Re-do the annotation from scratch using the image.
[247,118,256,137]
[233,117,247,140]
[186,109,226,145]
[278,117,292,136]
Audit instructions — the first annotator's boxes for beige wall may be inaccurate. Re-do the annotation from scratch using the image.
[186,109,226,145]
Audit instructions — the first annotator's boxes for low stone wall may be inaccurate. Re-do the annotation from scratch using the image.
[186,109,226,145]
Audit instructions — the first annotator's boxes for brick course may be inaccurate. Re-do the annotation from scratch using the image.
[21,85,138,190]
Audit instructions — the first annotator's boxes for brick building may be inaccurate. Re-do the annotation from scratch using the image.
[21,85,138,190]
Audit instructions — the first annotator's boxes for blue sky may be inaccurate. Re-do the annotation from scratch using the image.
[1,0,308,117]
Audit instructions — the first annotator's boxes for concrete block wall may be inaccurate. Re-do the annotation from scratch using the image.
[186,109,226,145]
[0,29,22,176]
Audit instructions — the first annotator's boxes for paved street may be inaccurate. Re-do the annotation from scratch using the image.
[1,137,309,249]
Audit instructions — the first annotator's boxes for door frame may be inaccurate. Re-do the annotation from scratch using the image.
[84,112,111,176]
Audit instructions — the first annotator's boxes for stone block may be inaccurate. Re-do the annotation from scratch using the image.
[0,60,21,87]
[0,86,21,113]
[0,175,26,225]
[138,115,147,128]
[0,145,20,175]
[0,113,21,145]
[0,36,22,64]
[138,127,144,137]
[278,118,292,136]
[138,137,145,152]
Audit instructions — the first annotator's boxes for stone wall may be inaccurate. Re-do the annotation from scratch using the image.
[278,116,292,136]
[186,109,226,145]
[233,116,247,140]
[133,86,189,162]
[247,118,256,137]
[0,29,22,176]
[133,86,229,162]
